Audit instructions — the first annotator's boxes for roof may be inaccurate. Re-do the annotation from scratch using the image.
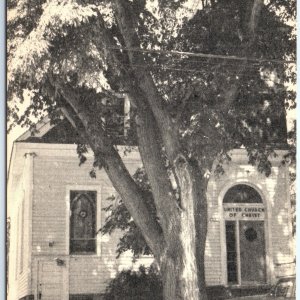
[15,105,288,147]
[16,116,82,144]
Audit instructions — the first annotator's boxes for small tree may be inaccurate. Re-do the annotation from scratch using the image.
[8,1,295,299]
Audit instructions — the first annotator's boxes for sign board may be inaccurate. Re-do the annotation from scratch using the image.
[223,206,265,220]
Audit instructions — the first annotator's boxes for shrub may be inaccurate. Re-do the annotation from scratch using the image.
[102,264,163,300]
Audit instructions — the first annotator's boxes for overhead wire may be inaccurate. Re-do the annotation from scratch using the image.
[112,55,266,72]
[114,62,282,82]
[103,46,293,81]
[107,45,295,65]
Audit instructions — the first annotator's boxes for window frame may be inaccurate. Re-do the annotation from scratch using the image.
[225,221,238,284]
[66,185,102,256]
[70,191,97,255]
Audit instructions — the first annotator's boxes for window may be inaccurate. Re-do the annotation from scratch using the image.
[223,184,262,204]
[225,221,238,284]
[70,191,97,254]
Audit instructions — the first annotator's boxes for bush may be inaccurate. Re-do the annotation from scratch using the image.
[102,265,163,300]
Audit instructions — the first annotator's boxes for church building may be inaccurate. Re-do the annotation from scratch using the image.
[7,110,295,300]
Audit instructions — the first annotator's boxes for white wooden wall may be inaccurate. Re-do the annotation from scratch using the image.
[8,153,33,300]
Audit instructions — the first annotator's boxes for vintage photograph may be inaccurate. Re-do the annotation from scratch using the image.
[7,1,296,299]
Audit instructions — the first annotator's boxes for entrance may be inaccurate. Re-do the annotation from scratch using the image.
[37,260,68,300]
[240,221,266,283]
[223,184,266,285]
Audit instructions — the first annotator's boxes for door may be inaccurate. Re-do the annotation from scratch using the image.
[37,260,67,300]
[239,221,266,284]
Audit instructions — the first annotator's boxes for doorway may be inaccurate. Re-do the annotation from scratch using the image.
[223,184,267,285]
[240,221,266,284]
[37,260,68,300]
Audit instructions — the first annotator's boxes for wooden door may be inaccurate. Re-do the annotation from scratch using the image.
[37,260,67,300]
[239,221,266,284]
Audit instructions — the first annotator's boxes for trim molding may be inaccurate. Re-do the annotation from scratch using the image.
[65,185,102,257]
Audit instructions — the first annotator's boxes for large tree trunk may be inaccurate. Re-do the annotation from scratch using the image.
[133,108,209,299]
[158,158,209,300]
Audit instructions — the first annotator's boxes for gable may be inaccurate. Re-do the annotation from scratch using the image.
[17,118,83,144]
[16,114,135,145]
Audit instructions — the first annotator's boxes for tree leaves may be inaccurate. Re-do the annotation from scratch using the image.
[7,0,296,257]
[8,0,98,90]
[100,168,155,257]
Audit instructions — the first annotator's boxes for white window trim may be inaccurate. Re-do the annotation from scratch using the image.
[65,185,102,256]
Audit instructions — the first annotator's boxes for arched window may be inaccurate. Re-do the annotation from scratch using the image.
[70,191,96,254]
[223,184,262,204]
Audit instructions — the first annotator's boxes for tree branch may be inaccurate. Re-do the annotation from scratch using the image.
[112,0,182,162]
[48,78,165,257]
[249,0,264,37]
[219,0,264,111]
[131,94,181,234]
[175,85,194,122]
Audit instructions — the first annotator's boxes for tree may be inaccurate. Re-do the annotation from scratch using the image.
[7,1,295,299]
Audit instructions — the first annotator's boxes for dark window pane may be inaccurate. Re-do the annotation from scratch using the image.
[223,185,262,203]
[227,262,237,271]
[228,272,237,283]
[226,221,238,284]
[70,191,96,254]
[227,243,236,252]
[227,252,236,261]
[70,239,96,253]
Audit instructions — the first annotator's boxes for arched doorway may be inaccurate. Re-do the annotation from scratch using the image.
[223,184,266,285]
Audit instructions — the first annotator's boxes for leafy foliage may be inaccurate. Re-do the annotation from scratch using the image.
[102,264,163,300]
[101,168,155,257]
[8,1,295,134]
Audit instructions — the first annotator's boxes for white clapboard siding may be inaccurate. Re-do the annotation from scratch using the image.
[205,219,222,285]
[31,151,143,295]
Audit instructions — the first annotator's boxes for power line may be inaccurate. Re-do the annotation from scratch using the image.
[117,62,282,82]
[153,60,262,71]
[108,46,295,65]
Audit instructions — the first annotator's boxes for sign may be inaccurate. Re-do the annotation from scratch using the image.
[223,206,265,220]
